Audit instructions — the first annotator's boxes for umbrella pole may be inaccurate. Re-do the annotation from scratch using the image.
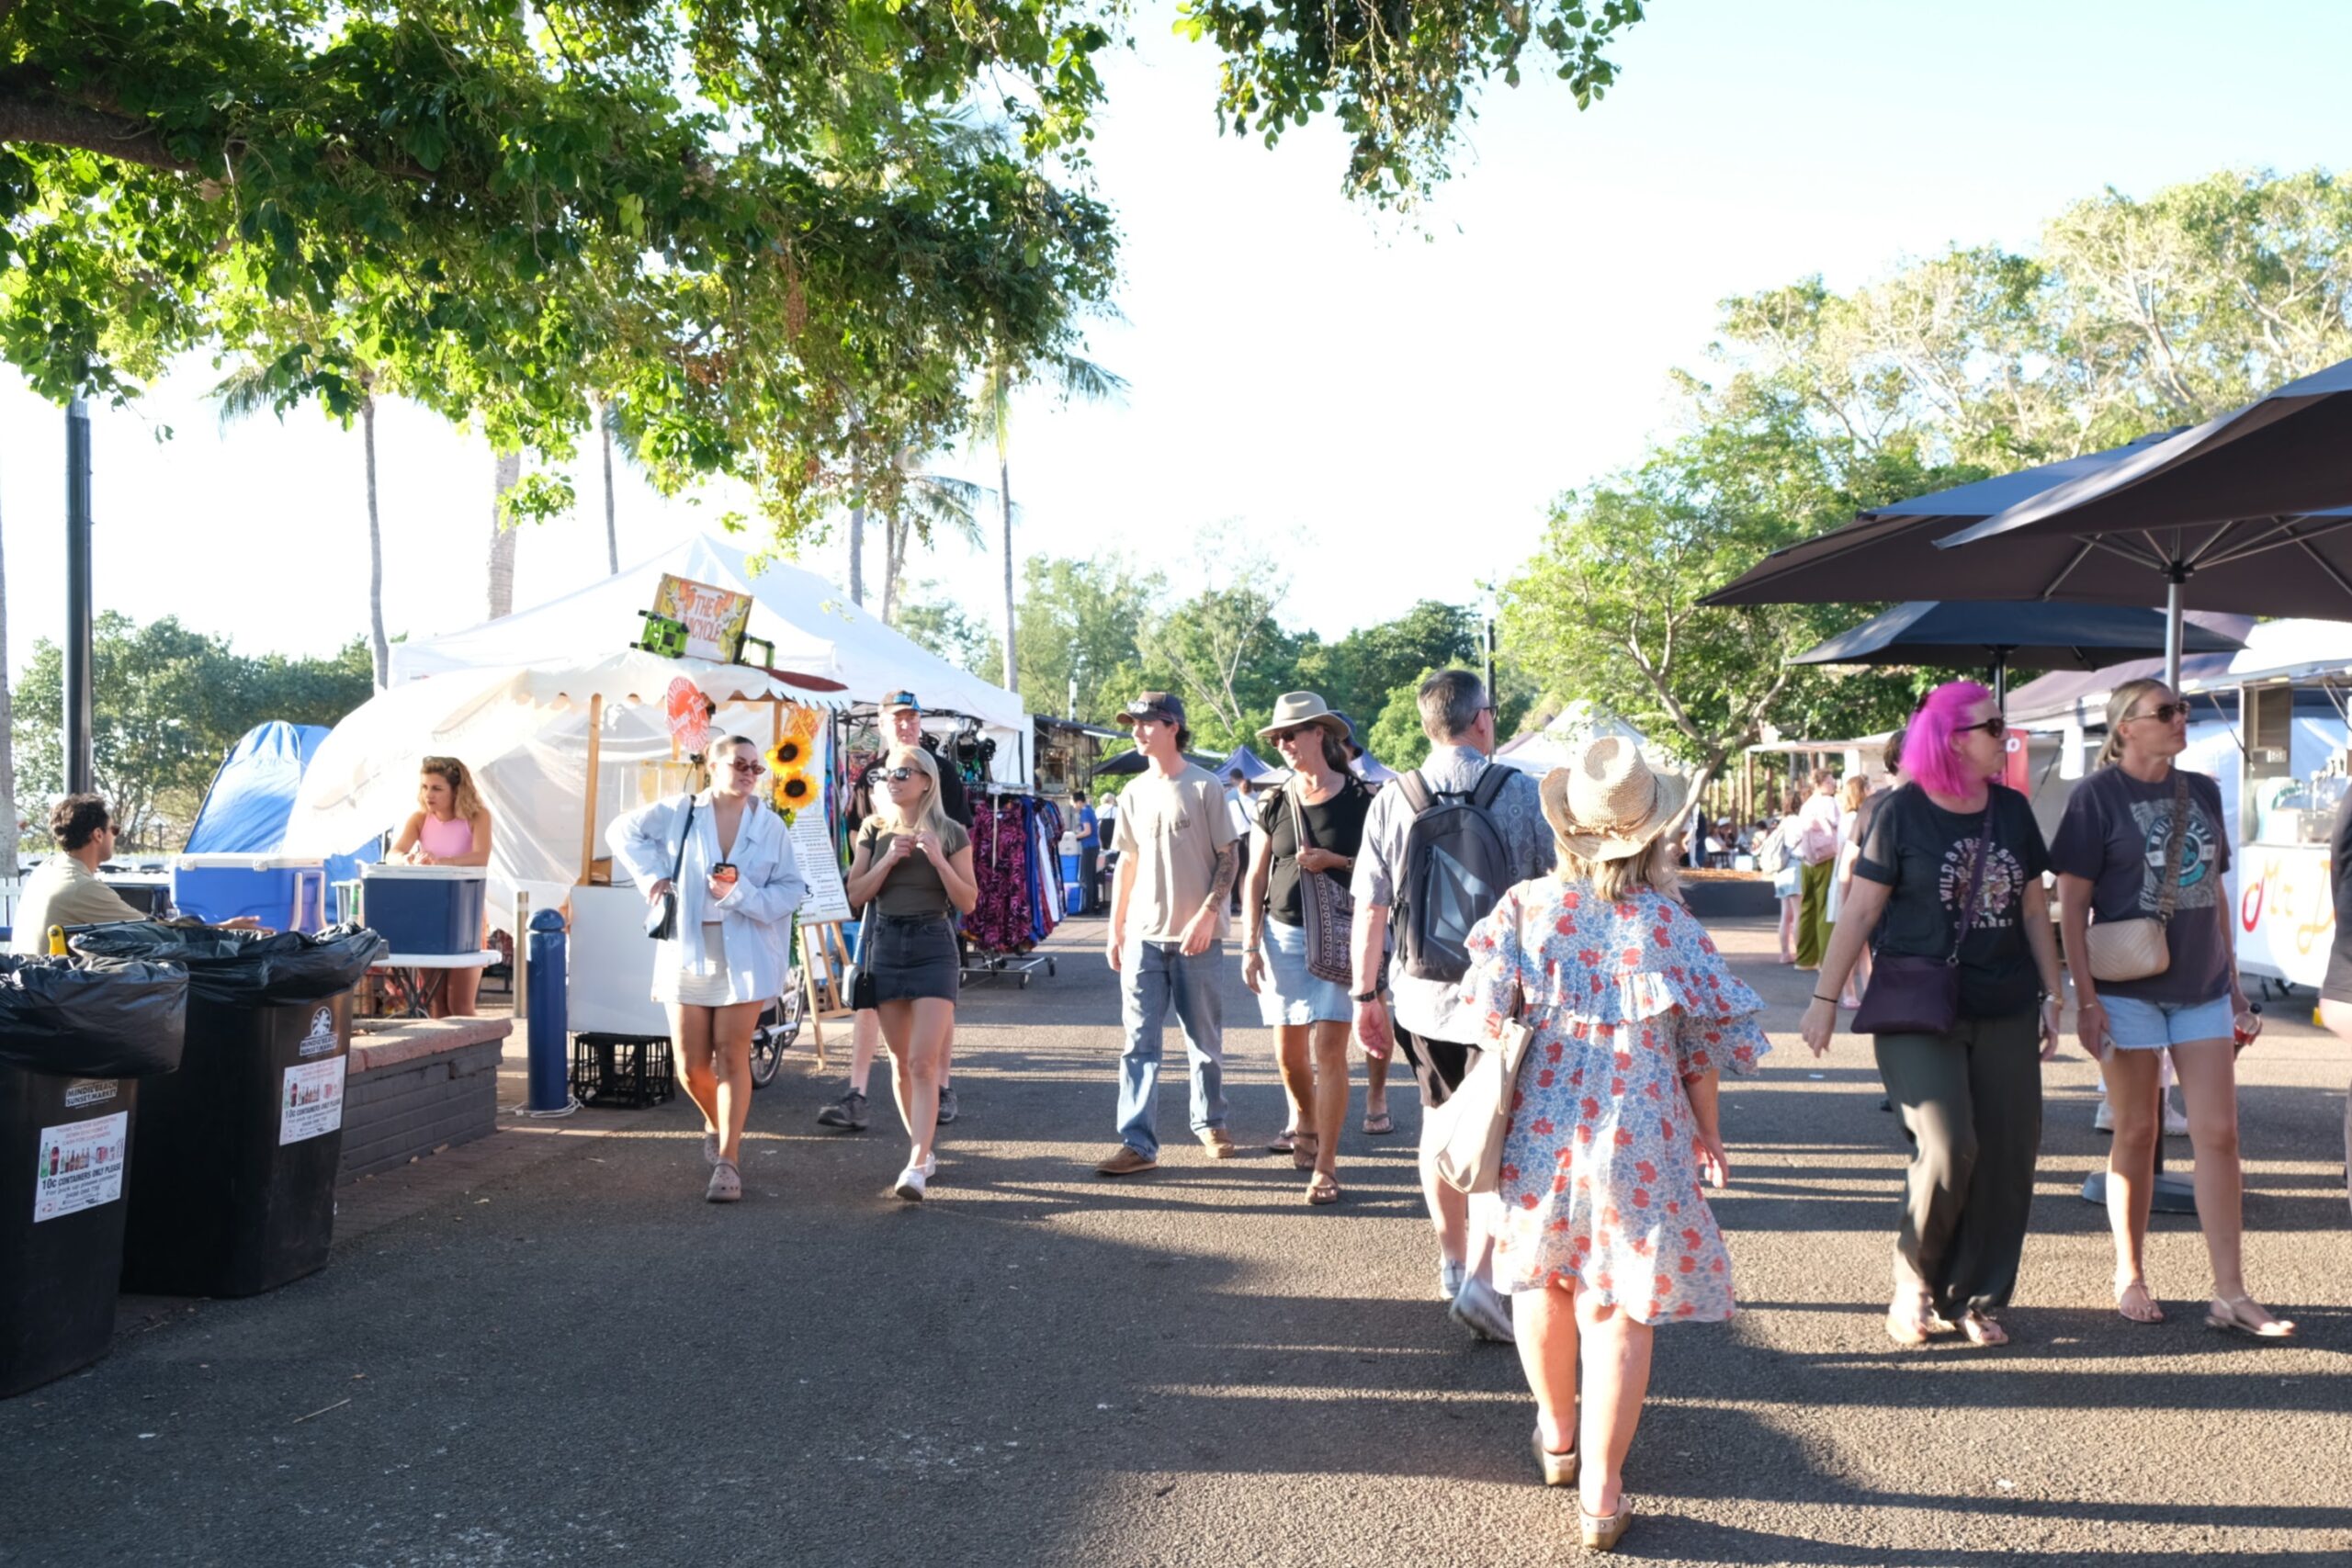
[2165,570,2186,690]
[579,694,604,885]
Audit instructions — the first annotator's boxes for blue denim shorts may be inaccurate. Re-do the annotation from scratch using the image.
[2100,992,2233,1050]
[1254,917,1351,1027]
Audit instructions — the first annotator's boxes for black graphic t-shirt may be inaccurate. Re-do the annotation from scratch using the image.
[2048,766,2232,1004]
[1855,784,2052,1019]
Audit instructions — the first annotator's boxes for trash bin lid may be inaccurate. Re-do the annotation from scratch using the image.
[361,863,487,882]
[174,853,327,870]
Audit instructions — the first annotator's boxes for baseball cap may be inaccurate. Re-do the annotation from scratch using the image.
[881,691,921,714]
[1115,691,1185,728]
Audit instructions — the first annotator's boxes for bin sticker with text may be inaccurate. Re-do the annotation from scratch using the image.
[62,1077,119,1111]
[280,1057,346,1145]
[34,1112,129,1223]
[297,1006,340,1059]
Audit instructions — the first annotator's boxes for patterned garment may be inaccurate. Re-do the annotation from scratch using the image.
[967,798,1036,952]
[1460,880,1770,1324]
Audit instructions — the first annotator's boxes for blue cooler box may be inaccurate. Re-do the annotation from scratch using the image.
[172,855,326,932]
[361,864,487,953]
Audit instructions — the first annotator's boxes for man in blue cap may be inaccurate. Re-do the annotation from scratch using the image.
[1096,691,1243,1174]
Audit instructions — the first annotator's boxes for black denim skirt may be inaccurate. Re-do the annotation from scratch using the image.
[867,912,960,1003]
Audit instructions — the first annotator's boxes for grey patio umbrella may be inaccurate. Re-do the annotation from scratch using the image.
[1792,600,2246,705]
[1936,355,2352,683]
[1702,433,2182,610]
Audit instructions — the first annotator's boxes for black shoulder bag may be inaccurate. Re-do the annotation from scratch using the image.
[643,795,697,941]
[1850,797,1996,1036]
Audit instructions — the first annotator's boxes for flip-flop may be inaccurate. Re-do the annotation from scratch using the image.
[1267,1127,1298,1154]
[1361,1111,1395,1135]
[1306,1171,1341,1205]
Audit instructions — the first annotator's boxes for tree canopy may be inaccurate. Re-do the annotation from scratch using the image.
[12,614,374,847]
[0,0,1649,535]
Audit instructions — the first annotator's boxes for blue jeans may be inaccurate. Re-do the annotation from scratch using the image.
[1116,941,1228,1158]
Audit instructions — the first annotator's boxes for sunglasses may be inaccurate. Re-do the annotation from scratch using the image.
[727,759,763,773]
[1956,716,2007,739]
[2130,702,2189,724]
[880,767,922,783]
[1270,726,1313,744]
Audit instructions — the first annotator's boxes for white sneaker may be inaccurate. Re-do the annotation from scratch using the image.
[892,1164,928,1201]
[2093,1099,2115,1133]
[1448,1275,1517,1343]
[2164,1097,2190,1135]
[1438,1258,1466,1302]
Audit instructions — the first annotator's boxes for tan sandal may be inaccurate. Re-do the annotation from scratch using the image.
[2114,1278,2165,1325]
[1531,1428,1577,1487]
[1579,1498,1634,1551]
[1885,1294,1951,1346]
[1290,1131,1319,1171]
[2205,1294,2296,1340]
[1305,1170,1340,1206]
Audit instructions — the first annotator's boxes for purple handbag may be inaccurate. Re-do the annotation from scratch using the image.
[1850,800,1995,1036]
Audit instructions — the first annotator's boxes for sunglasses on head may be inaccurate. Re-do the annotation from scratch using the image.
[1956,716,2007,739]
[2131,702,2189,724]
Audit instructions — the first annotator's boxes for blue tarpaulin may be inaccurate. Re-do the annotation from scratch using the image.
[185,722,379,887]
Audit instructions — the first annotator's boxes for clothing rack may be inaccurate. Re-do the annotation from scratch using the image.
[959,788,1062,987]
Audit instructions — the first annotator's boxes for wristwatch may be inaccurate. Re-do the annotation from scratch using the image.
[1351,989,1381,1004]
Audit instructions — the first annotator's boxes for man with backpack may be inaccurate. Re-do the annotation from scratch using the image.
[1350,670,1555,1342]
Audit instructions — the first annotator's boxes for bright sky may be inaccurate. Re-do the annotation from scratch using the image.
[4,0,2349,688]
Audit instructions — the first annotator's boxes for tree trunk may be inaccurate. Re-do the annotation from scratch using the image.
[362,396,390,688]
[997,443,1017,694]
[488,450,520,619]
[0,455,17,882]
[600,405,619,575]
[846,505,865,605]
[880,513,906,625]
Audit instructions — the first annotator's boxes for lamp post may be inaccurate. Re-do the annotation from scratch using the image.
[64,400,94,795]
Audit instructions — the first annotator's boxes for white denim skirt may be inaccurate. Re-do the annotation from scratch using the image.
[1255,916,1351,1027]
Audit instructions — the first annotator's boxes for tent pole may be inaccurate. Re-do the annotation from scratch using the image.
[580,694,604,885]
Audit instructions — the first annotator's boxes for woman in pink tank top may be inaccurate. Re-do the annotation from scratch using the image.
[390,756,496,1017]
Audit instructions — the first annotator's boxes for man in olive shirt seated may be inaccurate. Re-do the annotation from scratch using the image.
[11,795,149,953]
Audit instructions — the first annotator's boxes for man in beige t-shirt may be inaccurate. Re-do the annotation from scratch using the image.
[1098,692,1241,1175]
[10,795,147,954]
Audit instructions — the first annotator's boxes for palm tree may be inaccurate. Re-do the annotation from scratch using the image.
[878,459,993,626]
[967,350,1127,694]
[0,446,17,881]
[213,362,393,688]
[598,400,621,575]
[489,450,521,618]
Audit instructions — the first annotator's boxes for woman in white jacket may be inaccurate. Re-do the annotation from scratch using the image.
[609,734,807,1201]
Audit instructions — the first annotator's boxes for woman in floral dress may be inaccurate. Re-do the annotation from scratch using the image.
[1460,737,1769,1552]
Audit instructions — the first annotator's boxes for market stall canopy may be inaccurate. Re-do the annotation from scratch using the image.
[1496,703,1649,776]
[282,656,839,933]
[389,532,1023,734]
[1792,601,2245,671]
[1219,746,1274,780]
[2003,618,2352,725]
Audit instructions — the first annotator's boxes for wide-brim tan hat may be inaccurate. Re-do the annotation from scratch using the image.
[1257,691,1349,740]
[1540,736,1690,861]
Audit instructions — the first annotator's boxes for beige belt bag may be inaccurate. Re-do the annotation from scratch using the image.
[2085,772,2188,985]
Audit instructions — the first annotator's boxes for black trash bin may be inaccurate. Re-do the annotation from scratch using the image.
[72,923,387,1299]
[0,954,188,1398]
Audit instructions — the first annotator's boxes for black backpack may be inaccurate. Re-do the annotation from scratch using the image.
[1394,765,1515,984]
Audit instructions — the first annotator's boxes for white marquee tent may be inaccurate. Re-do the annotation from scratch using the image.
[287,534,1027,936]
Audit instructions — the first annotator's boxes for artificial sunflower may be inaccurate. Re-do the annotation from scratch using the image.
[775,772,816,808]
[766,736,806,772]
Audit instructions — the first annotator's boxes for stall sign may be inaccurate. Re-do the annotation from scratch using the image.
[34,1112,128,1223]
[650,574,756,664]
[665,677,714,759]
[2002,728,2032,794]
[2232,850,2336,989]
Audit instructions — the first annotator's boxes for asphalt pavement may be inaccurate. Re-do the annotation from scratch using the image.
[4,911,2349,1567]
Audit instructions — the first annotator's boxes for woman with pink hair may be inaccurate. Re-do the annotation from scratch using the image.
[1801,682,2065,1348]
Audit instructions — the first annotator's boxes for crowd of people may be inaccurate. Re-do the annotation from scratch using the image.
[35,657,2310,1552]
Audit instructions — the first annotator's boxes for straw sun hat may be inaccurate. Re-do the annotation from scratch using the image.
[1541,736,1690,861]
[1257,691,1349,740]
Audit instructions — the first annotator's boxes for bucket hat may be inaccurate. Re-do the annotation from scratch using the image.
[1541,736,1690,861]
[1256,692,1348,741]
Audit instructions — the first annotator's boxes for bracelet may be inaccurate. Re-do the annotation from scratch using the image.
[1812,993,1840,1004]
